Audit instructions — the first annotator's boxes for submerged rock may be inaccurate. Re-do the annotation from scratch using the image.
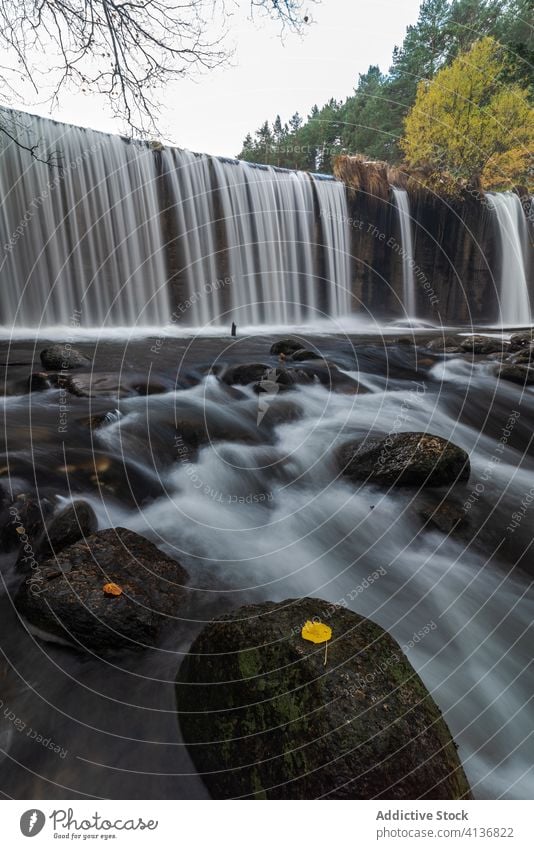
[270,339,305,356]
[16,528,189,652]
[496,364,534,386]
[291,348,323,361]
[509,331,534,351]
[460,336,506,355]
[64,372,171,399]
[418,499,468,534]
[40,345,91,370]
[509,347,534,365]
[0,493,55,552]
[30,500,98,564]
[425,336,463,353]
[339,432,470,487]
[221,363,270,386]
[176,598,472,799]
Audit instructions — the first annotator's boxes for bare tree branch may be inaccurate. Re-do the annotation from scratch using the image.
[0,0,313,146]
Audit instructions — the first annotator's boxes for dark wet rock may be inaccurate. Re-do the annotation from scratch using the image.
[425,336,463,353]
[176,598,472,800]
[496,364,534,386]
[297,361,366,394]
[339,432,470,487]
[21,500,98,566]
[291,348,323,361]
[509,331,534,351]
[53,452,164,506]
[395,336,416,346]
[509,347,534,365]
[16,528,189,652]
[174,407,269,457]
[253,367,301,394]
[0,493,55,552]
[40,345,91,370]
[79,411,122,430]
[252,397,303,427]
[64,372,171,399]
[418,500,468,534]
[270,339,305,356]
[28,372,55,392]
[221,363,270,386]
[460,336,506,355]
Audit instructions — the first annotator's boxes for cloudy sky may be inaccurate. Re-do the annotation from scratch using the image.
[22,0,422,157]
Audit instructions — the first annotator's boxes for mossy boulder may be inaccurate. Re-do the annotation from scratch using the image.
[339,432,470,487]
[176,598,472,799]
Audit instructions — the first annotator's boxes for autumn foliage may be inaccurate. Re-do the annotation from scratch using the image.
[401,37,534,194]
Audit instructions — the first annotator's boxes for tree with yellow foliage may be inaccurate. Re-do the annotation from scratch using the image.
[401,36,533,193]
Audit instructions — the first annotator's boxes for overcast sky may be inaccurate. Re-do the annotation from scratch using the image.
[22,0,422,158]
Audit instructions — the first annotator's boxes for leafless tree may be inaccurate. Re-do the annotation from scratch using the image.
[0,0,312,147]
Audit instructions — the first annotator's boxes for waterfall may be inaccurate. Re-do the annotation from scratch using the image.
[487,192,531,326]
[392,187,416,317]
[0,110,170,329]
[0,109,353,330]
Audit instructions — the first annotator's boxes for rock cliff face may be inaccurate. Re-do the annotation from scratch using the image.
[344,187,517,324]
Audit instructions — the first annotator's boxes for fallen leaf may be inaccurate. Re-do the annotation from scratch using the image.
[301,620,332,644]
[103,582,123,597]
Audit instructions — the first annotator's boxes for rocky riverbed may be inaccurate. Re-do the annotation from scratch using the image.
[1,328,534,799]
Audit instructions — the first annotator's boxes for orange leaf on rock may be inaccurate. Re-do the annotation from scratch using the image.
[103,582,123,597]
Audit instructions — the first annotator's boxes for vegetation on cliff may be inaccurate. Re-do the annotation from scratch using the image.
[238,0,533,192]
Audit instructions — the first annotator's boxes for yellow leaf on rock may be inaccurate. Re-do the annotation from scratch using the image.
[301,620,332,644]
[103,582,123,597]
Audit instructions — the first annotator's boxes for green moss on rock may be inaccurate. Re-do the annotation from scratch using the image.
[176,598,472,800]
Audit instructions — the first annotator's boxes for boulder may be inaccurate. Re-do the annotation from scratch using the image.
[176,598,472,800]
[0,493,54,552]
[270,339,305,356]
[64,372,171,399]
[40,345,91,370]
[28,372,55,392]
[253,367,301,394]
[26,500,98,565]
[297,361,366,394]
[509,331,534,351]
[425,336,463,353]
[291,349,323,362]
[496,364,534,386]
[221,363,270,386]
[174,408,266,454]
[460,336,505,355]
[339,432,470,487]
[418,500,467,534]
[510,347,534,365]
[16,528,189,652]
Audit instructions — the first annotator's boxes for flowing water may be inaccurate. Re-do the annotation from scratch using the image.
[1,334,534,800]
[1,111,534,801]
[392,187,417,318]
[487,193,531,326]
[0,110,352,330]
